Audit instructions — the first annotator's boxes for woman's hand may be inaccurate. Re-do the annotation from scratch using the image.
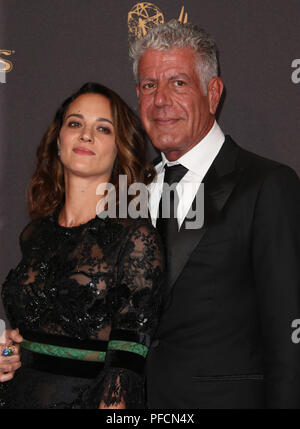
[0,329,23,382]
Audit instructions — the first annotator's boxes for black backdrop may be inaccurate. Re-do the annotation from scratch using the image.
[1,0,299,323]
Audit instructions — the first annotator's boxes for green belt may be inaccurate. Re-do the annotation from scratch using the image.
[21,339,148,362]
[21,339,106,362]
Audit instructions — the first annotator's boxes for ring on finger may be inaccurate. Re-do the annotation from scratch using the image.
[1,346,15,357]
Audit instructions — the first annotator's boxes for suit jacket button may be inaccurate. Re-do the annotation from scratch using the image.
[151,339,159,348]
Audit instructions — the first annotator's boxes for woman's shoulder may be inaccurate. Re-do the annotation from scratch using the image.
[19,216,53,248]
[19,219,39,242]
[94,216,161,247]
[105,217,163,254]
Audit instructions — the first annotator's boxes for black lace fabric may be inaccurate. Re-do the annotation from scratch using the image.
[0,214,164,409]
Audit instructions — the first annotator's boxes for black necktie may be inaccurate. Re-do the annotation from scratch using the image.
[156,164,188,252]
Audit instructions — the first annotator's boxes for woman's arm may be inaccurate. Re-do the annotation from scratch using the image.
[98,221,165,409]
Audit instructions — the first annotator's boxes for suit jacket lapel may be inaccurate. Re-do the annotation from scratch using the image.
[166,136,244,292]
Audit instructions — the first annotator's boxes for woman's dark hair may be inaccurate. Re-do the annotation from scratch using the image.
[28,82,155,219]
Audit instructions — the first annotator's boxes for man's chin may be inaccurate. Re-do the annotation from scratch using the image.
[149,135,180,152]
[150,141,187,161]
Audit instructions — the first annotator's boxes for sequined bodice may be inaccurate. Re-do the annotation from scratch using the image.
[2,214,164,342]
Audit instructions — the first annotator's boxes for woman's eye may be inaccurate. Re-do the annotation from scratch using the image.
[98,126,111,134]
[67,121,81,127]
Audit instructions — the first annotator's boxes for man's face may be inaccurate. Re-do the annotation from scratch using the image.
[137,47,223,161]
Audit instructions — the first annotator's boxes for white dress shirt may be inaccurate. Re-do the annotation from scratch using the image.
[148,121,225,229]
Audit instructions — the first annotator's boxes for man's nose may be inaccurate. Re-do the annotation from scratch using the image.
[154,84,172,107]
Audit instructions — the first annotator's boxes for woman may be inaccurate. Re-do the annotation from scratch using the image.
[0,82,164,409]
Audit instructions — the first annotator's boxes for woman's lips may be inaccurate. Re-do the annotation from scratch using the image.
[73,147,95,155]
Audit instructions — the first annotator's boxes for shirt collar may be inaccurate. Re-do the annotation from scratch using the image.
[158,121,225,176]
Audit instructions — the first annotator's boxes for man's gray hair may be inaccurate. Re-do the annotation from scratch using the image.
[129,19,219,95]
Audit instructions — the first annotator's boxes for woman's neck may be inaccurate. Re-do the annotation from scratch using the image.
[59,174,108,227]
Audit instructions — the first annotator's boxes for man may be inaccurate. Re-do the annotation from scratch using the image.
[129,20,300,408]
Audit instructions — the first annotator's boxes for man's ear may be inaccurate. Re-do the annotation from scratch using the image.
[136,84,140,99]
[207,77,223,115]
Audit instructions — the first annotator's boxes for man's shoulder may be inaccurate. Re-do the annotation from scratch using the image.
[226,135,299,181]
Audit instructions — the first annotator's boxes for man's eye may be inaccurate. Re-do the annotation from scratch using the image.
[142,82,156,91]
[174,80,185,87]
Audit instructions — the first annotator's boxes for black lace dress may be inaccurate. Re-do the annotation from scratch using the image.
[0,213,164,409]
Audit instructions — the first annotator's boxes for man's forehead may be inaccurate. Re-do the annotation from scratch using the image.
[138,47,198,78]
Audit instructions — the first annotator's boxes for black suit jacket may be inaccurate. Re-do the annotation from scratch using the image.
[146,136,300,408]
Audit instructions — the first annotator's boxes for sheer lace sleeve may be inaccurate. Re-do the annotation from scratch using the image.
[81,219,165,409]
[2,220,40,329]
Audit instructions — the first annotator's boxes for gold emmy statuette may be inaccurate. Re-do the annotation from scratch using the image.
[0,50,15,73]
[178,6,188,24]
[128,2,164,42]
